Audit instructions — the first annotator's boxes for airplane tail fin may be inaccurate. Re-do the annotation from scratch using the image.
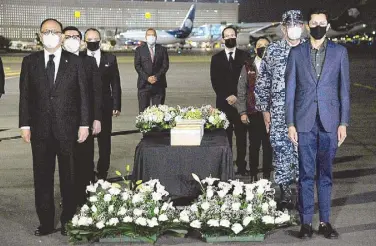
[330,0,371,31]
[178,4,196,36]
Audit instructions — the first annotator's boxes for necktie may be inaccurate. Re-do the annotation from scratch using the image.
[228,51,234,70]
[149,46,154,62]
[46,54,55,89]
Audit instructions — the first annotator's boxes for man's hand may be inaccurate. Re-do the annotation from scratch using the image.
[148,76,157,84]
[21,129,31,143]
[92,120,101,135]
[240,114,249,124]
[288,126,298,146]
[113,110,121,117]
[226,95,237,105]
[77,127,89,143]
[262,112,271,133]
[338,125,347,147]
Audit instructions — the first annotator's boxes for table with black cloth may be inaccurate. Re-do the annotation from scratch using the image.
[133,129,234,199]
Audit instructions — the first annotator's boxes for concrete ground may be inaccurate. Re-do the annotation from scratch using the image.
[0,51,375,246]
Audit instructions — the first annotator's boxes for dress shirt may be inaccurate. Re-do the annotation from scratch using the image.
[87,49,101,67]
[44,47,62,82]
[254,56,262,71]
[148,44,155,59]
[310,38,327,80]
[225,47,236,61]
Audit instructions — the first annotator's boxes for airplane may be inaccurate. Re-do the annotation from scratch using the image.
[116,4,196,45]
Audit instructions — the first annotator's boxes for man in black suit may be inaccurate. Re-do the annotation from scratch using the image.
[0,57,4,98]
[84,28,121,180]
[134,28,169,113]
[19,19,89,236]
[62,26,102,207]
[210,25,250,176]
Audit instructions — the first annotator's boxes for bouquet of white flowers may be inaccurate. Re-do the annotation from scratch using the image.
[177,174,291,238]
[200,105,229,130]
[136,105,178,133]
[67,179,178,243]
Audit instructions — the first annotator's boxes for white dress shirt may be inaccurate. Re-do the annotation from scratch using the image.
[225,47,236,61]
[44,47,62,82]
[87,49,101,67]
[255,56,262,71]
[148,44,155,60]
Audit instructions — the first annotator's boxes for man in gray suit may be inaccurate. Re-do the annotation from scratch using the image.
[134,28,169,113]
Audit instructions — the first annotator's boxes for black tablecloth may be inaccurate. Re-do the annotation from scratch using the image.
[133,130,234,199]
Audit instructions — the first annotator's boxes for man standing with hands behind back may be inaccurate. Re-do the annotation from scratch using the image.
[84,28,121,180]
[135,28,169,113]
[19,18,89,236]
[0,57,4,98]
[285,9,350,239]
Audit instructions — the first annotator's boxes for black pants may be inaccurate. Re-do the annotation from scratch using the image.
[138,86,166,113]
[96,106,113,179]
[246,112,273,177]
[31,135,75,228]
[74,134,95,207]
[224,107,247,172]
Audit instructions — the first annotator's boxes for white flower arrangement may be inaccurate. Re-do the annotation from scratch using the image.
[177,174,291,237]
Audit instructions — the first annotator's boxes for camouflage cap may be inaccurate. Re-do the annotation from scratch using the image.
[281,10,304,25]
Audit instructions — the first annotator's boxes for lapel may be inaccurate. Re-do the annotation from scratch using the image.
[99,51,107,71]
[53,50,69,90]
[153,45,160,65]
[37,51,49,87]
[318,41,335,83]
[302,42,318,84]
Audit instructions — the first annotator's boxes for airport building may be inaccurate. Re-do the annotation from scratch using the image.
[0,0,238,41]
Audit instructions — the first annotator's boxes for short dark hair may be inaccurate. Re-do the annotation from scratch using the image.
[146,28,157,36]
[222,25,237,38]
[40,18,63,32]
[254,36,270,46]
[62,26,82,39]
[307,8,330,22]
[84,28,102,40]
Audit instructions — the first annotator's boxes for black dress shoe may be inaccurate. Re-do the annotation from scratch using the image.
[61,224,68,236]
[298,224,313,239]
[318,223,339,239]
[34,226,55,236]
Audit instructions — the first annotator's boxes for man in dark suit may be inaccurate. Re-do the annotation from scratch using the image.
[19,19,89,236]
[62,26,102,207]
[210,25,250,176]
[286,9,350,239]
[135,28,169,113]
[84,28,121,180]
[0,57,4,98]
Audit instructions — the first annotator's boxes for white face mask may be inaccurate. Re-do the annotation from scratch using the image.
[42,34,61,49]
[64,39,81,54]
[146,36,156,45]
[287,26,303,40]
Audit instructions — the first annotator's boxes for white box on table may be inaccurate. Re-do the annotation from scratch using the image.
[175,119,205,138]
[171,125,202,146]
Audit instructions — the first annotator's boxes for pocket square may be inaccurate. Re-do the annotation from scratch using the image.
[105,63,110,67]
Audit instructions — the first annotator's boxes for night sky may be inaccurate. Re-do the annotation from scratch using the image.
[238,0,362,22]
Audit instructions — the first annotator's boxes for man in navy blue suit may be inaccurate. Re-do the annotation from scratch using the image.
[285,9,350,239]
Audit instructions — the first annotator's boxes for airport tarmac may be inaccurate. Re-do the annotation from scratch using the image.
[0,51,375,246]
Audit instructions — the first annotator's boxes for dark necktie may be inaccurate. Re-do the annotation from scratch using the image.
[228,51,234,70]
[46,54,55,89]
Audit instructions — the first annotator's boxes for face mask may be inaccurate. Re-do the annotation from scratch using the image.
[256,47,266,58]
[86,41,100,51]
[287,26,302,40]
[42,34,60,49]
[224,38,237,48]
[146,36,156,45]
[64,39,80,54]
[310,26,328,40]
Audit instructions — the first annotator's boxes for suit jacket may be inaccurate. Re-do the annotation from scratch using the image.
[210,48,250,112]
[236,58,258,115]
[285,40,350,133]
[79,53,102,123]
[19,50,89,140]
[81,51,121,112]
[134,43,169,89]
[0,57,4,94]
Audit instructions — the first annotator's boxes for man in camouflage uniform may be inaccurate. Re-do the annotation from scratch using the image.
[255,10,305,208]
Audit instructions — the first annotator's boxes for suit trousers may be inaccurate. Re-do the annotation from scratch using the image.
[31,134,76,227]
[247,112,273,177]
[298,115,338,224]
[138,86,166,113]
[96,102,113,179]
[74,134,95,207]
[225,107,247,172]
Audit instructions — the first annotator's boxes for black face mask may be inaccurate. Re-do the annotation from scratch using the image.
[310,26,327,40]
[86,41,100,51]
[256,47,266,58]
[224,38,237,48]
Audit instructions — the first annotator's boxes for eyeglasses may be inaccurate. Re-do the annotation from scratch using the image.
[41,30,62,36]
[65,35,81,40]
[309,21,328,27]
[224,34,236,39]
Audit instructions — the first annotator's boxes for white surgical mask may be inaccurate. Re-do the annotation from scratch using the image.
[287,26,302,40]
[146,36,156,45]
[42,34,61,49]
[64,39,80,54]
